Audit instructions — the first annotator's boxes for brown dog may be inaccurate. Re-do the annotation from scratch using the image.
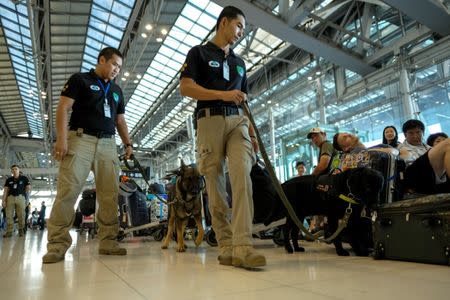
[161,161,205,252]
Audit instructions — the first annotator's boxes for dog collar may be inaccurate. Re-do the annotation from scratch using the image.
[339,194,359,204]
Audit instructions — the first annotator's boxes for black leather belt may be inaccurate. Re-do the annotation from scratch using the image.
[70,127,113,139]
[197,107,243,119]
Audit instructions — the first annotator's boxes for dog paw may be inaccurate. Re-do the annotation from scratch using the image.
[176,245,186,252]
[285,246,294,254]
[336,249,350,256]
[194,239,202,247]
[294,247,305,252]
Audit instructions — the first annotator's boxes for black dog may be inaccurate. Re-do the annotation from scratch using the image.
[279,167,384,256]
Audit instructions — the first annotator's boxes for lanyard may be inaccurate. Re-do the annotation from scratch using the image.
[96,79,110,103]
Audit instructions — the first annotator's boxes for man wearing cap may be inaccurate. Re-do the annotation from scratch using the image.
[307,128,336,175]
[306,128,336,233]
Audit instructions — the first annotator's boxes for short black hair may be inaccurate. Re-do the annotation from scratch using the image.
[402,119,425,134]
[216,6,246,32]
[10,164,19,169]
[333,133,342,151]
[426,132,448,146]
[295,161,305,168]
[97,47,123,63]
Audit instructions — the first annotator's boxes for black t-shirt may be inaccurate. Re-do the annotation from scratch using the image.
[4,175,30,197]
[180,42,248,111]
[61,69,125,134]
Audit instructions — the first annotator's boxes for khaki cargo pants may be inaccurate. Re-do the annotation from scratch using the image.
[196,111,255,247]
[5,195,25,234]
[47,131,121,253]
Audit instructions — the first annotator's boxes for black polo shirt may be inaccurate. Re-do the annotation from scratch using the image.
[61,69,125,134]
[4,175,30,197]
[180,41,248,111]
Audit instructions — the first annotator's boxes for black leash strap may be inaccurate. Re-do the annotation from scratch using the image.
[243,103,351,243]
[243,103,316,240]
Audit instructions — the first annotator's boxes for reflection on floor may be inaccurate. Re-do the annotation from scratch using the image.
[0,229,449,300]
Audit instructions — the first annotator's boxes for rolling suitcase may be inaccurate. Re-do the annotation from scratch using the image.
[331,149,403,205]
[373,194,450,265]
[118,180,149,227]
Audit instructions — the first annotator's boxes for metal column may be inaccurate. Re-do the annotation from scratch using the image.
[399,68,418,120]
[268,107,276,164]
[186,115,196,163]
[315,78,327,124]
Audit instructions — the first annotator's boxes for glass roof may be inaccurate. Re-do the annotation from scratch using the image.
[81,0,136,72]
[0,1,43,137]
[124,0,222,145]
[125,0,289,149]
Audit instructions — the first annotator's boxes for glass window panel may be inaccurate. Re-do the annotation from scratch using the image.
[92,5,109,21]
[177,43,191,55]
[2,19,19,32]
[190,23,209,38]
[108,14,127,28]
[159,45,175,58]
[3,28,21,43]
[182,4,202,21]
[119,0,135,7]
[88,28,104,41]
[162,67,177,78]
[190,0,208,9]
[18,15,27,27]
[197,12,216,29]
[19,27,30,37]
[105,25,123,38]
[164,37,180,49]
[95,0,113,10]
[103,35,120,47]
[166,59,182,71]
[183,34,201,47]
[86,37,102,49]
[175,16,194,32]
[154,53,170,66]
[170,28,188,42]
[90,17,107,31]
[171,51,186,64]
[113,2,131,17]
[151,61,165,72]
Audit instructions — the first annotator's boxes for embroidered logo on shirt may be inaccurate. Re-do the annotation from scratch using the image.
[90,85,100,91]
[236,65,244,77]
[113,92,119,103]
[208,60,220,68]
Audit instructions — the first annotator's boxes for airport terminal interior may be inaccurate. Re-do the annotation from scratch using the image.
[0,0,450,299]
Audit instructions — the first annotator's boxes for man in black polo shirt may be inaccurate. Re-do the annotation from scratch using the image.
[179,6,265,269]
[42,47,133,264]
[2,165,31,237]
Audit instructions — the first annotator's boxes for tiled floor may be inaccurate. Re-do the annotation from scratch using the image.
[1,229,449,300]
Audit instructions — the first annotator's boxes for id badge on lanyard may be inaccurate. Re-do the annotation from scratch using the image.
[223,59,230,81]
[97,79,111,118]
[13,183,17,189]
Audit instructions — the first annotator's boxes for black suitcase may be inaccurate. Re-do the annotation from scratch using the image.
[331,149,403,205]
[118,181,149,227]
[373,194,450,265]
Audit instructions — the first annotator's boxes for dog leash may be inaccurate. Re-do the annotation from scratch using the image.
[122,154,168,205]
[243,102,351,243]
[243,103,317,240]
